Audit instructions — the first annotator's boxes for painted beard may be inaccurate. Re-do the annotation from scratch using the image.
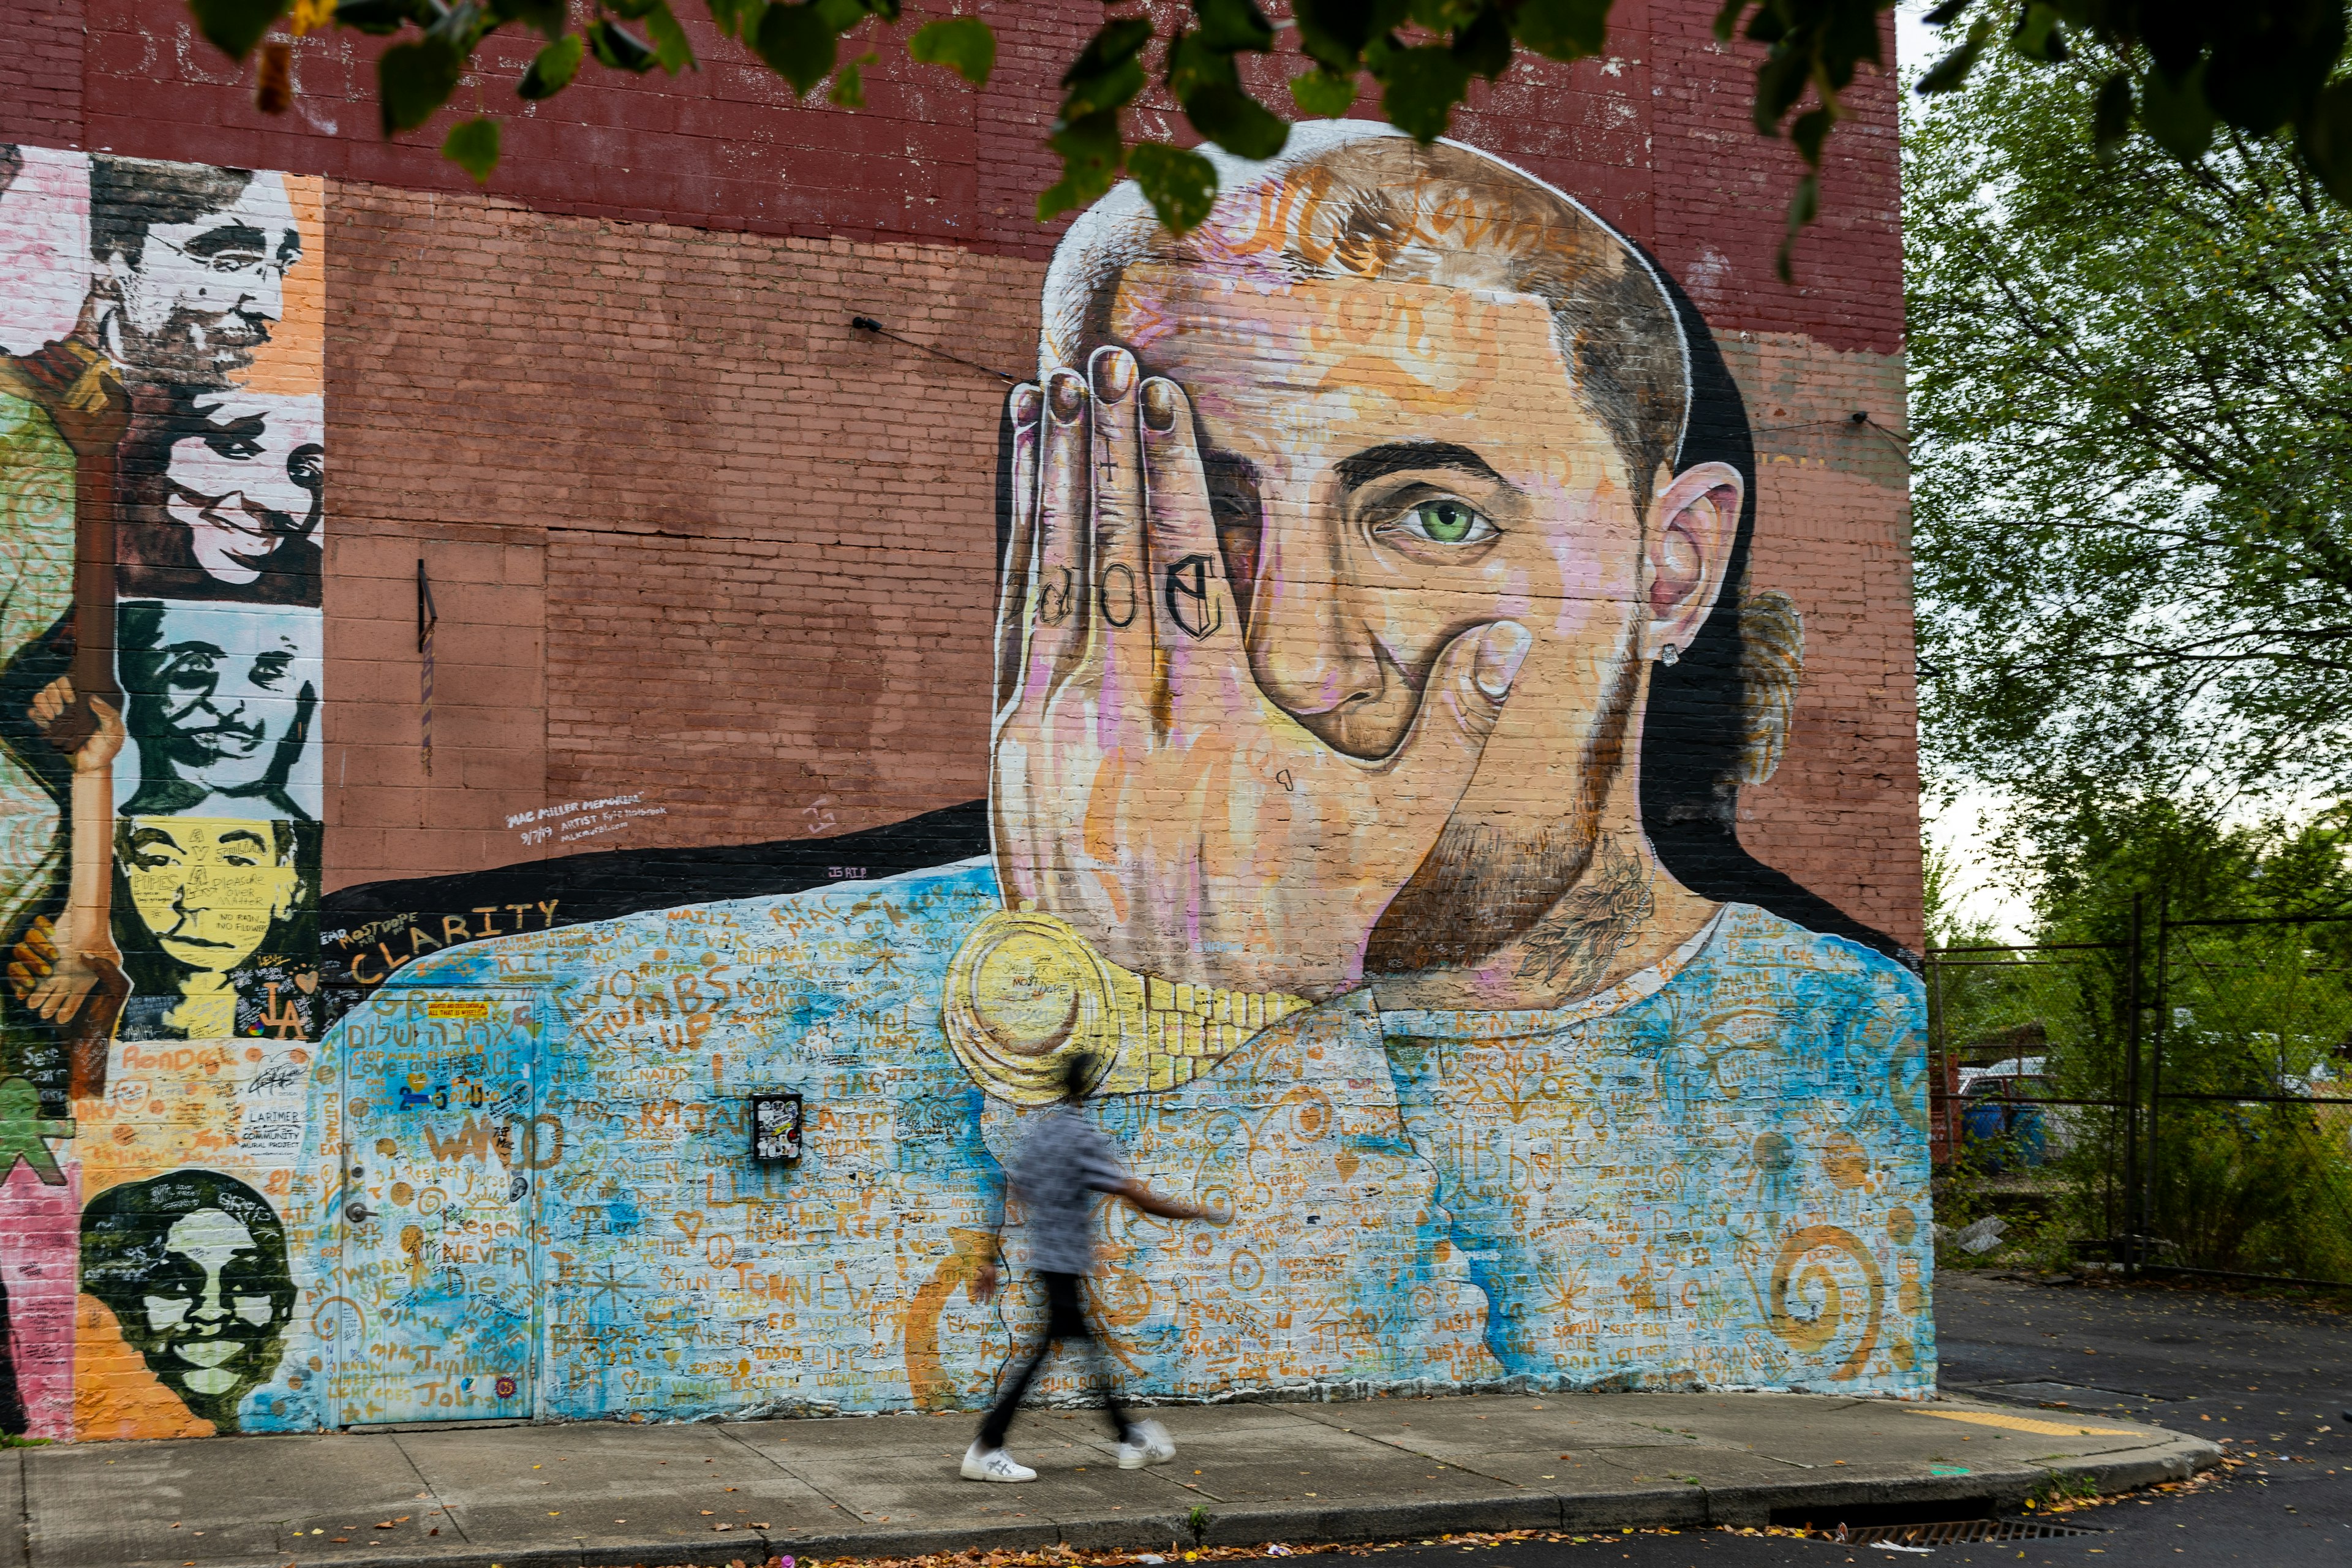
[1361,646,1643,978]
[116,304,268,388]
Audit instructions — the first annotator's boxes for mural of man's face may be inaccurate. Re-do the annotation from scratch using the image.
[135,1207,284,1402]
[164,393,323,584]
[1114,265,1707,802]
[103,170,298,386]
[121,818,297,975]
[81,1174,295,1431]
[121,602,320,810]
[1104,262,1740,971]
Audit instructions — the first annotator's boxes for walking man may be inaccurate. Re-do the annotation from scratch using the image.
[963,1052,1227,1482]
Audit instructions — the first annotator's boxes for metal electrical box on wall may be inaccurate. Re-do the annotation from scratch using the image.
[751,1092,804,1163]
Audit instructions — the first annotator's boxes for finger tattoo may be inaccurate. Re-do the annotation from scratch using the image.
[1098,564,1137,628]
[1036,567,1075,627]
[1165,554,1223,641]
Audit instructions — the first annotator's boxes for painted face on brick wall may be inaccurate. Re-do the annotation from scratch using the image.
[119,817,300,977]
[79,1172,295,1432]
[1109,265,1735,764]
[990,187,1742,1005]
[1112,266,1741,990]
[117,601,321,820]
[164,393,324,584]
[99,170,298,386]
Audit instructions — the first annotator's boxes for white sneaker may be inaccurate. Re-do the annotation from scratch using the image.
[1115,1418,1177,1469]
[961,1441,1037,1482]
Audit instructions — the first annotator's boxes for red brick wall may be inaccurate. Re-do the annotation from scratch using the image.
[0,0,1917,943]
[4,0,1901,351]
[320,195,1039,888]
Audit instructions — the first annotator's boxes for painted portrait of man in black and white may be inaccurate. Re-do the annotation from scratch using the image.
[79,1170,296,1431]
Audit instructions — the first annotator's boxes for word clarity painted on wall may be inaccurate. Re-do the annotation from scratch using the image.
[0,129,1932,1443]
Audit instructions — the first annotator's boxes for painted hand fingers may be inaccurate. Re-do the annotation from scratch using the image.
[26,960,92,1023]
[1085,347,1151,716]
[992,382,1042,725]
[990,383,1046,907]
[29,676,67,728]
[1383,620,1529,809]
[1137,377,1246,724]
[1001,366,1091,907]
[1018,367,1091,712]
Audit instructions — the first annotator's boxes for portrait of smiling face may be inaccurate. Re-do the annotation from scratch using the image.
[79,1171,296,1433]
[166,394,323,581]
[116,600,322,820]
[118,390,325,605]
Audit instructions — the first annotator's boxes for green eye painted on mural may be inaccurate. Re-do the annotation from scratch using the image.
[1385,498,1498,548]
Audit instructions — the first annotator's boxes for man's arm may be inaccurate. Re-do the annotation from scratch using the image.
[970,1162,1008,1304]
[1087,1120,1228,1224]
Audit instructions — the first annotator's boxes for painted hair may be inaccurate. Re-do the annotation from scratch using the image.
[1040,123,1689,518]
[89,156,256,267]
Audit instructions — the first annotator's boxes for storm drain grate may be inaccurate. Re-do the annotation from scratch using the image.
[1830,1517,2109,1545]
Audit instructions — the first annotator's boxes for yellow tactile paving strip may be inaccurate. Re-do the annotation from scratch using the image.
[1917,1409,2146,1437]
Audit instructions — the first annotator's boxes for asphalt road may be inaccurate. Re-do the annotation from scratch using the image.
[1303,1270,2351,1567]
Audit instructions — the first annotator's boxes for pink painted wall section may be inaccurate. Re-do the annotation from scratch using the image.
[1,1156,80,1439]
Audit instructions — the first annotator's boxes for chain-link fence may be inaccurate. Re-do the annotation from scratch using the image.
[1928,903,2352,1287]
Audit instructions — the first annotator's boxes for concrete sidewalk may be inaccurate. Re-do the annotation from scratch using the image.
[6,1392,2219,1568]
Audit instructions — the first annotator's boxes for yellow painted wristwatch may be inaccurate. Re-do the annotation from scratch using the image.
[942,907,1311,1104]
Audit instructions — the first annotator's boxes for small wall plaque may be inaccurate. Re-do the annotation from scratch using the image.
[751,1092,804,1163]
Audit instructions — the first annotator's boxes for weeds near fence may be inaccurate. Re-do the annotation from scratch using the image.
[1928,809,2352,1287]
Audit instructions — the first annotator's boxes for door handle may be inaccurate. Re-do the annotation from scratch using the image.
[344,1200,375,1224]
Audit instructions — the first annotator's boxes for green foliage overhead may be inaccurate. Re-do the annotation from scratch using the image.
[1126,141,1223,232]
[442,115,501,181]
[906,17,994,85]
[183,2,2352,258]
[1915,0,2352,203]
[1909,48,2352,844]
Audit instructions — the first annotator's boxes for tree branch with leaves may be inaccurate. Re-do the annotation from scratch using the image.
[189,0,1929,276]
[1910,44,2352,837]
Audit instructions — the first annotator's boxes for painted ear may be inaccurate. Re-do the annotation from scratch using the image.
[1736,589,1805,785]
[1644,461,1743,656]
[271,867,305,924]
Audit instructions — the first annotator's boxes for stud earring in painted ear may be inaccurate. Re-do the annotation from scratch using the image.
[1659,643,1680,667]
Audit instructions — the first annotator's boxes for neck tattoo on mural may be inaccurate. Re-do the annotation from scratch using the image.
[1513,842,1657,998]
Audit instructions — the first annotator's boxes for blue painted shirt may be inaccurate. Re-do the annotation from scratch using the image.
[277,858,1932,1431]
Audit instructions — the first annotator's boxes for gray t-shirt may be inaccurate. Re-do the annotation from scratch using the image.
[1011,1105,1128,1276]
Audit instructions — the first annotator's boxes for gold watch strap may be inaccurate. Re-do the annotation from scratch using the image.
[942,907,1311,1104]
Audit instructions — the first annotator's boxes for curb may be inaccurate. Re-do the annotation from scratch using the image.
[146,1431,2220,1568]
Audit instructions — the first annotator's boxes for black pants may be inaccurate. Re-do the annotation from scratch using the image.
[978,1271,1134,1449]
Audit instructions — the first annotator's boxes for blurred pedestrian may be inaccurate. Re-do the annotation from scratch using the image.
[962,1050,1228,1482]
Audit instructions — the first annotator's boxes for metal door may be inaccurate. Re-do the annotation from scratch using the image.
[333,987,548,1424]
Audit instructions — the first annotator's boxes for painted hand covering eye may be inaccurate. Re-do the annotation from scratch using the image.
[1384,498,1498,547]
